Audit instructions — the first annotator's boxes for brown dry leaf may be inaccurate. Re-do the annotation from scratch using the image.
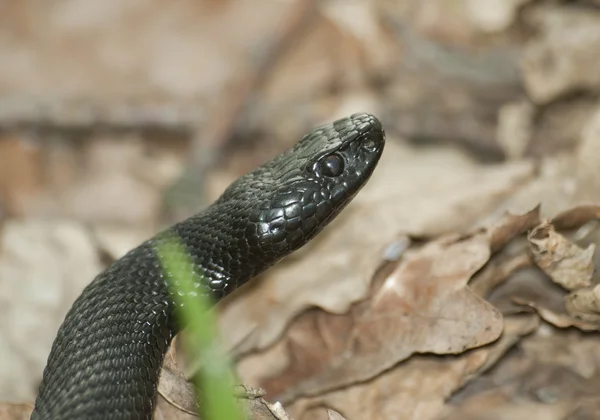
[528,97,599,158]
[294,354,489,420]
[464,0,532,34]
[156,338,288,420]
[0,0,291,101]
[444,327,600,420]
[486,205,541,253]
[156,363,283,420]
[469,251,532,300]
[521,5,600,104]
[484,249,597,329]
[468,206,540,298]
[576,107,600,199]
[218,141,533,356]
[91,224,157,260]
[551,204,600,231]
[321,0,396,77]
[0,220,102,403]
[33,136,167,225]
[156,391,285,420]
[488,266,565,316]
[154,398,196,420]
[237,232,502,404]
[505,276,599,331]
[513,296,598,331]
[488,154,579,221]
[157,343,198,419]
[0,134,42,217]
[522,213,600,326]
[0,403,33,420]
[469,314,539,376]
[521,328,600,381]
[326,410,346,420]
[565,285,600,323]
[496,100,535,159]
[440,390,573,420]
[287,316,535,420]
[484,205,600,330]
[528,221,594,291]
[408,0,515,44]
[492,103,600,220]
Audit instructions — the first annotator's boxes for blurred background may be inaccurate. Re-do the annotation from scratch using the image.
[2,0,600,419]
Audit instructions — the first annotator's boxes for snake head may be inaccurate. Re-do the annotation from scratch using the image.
[246,112,385,259]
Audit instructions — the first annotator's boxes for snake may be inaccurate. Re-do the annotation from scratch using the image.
[31,112,385,419]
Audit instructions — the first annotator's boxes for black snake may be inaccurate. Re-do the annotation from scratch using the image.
[32,112,385,419]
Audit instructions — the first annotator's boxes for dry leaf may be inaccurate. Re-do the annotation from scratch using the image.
[157,344,198,418]
[238,233,502,404]
[327,409,346,420]
[469,207,540,297]
[0,403,33,420]
[0,134,42,217]
[488,266,564,315]
[444,327,600,419]
[289,316,535,420]
[551,204,600,230]
[470,251,532,299]
[487,206,541,253]
[483,205,600,330]
[565,285,600,322]
[440,390,573,420]
[528,221,594,291]
[521,5,600,103]
[0,221,102,403]
[513,297,598,331]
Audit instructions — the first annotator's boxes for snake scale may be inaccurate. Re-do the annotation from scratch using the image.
[31,112,385,419]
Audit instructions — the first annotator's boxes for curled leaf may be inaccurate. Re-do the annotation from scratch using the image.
[565,285,600,322]
[528,221,594,290]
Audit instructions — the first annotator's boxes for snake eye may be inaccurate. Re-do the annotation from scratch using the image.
[318,154,344,177]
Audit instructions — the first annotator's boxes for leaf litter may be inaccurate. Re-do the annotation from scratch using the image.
[3,1,600,419]
[157,201,600,419]
[226,205,600,420]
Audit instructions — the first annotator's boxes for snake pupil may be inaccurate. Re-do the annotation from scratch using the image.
[319,154,344,177]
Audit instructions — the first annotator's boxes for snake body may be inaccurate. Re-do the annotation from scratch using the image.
[31,113,385,419]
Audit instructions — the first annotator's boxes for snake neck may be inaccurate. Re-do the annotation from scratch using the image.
[31,207,274,420]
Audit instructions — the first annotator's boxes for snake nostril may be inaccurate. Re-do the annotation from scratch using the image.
[362,138,377,152]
